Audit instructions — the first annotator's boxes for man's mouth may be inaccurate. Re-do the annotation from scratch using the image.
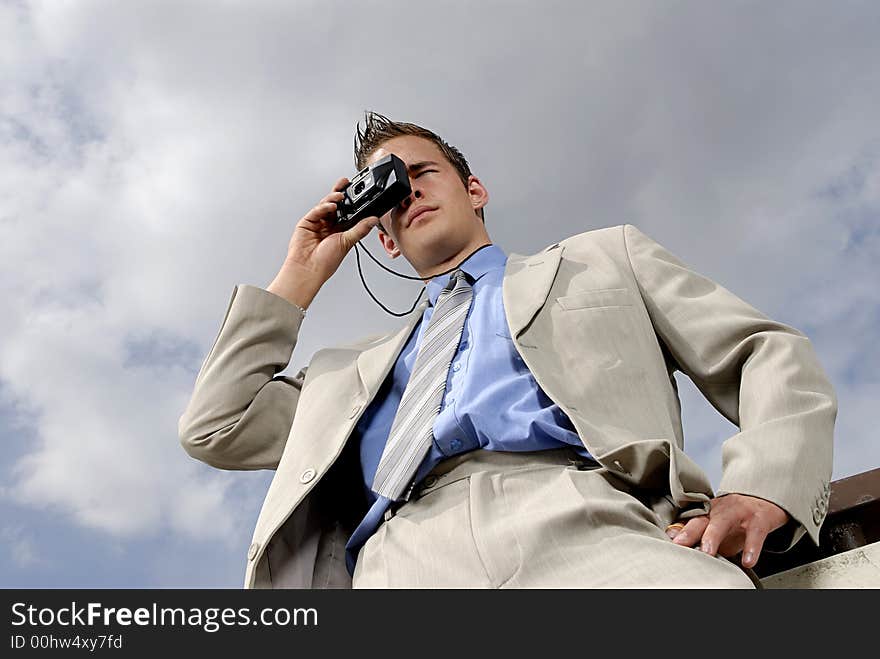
[407,206,436,227]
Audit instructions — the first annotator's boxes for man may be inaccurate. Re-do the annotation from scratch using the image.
[178,112,836,588]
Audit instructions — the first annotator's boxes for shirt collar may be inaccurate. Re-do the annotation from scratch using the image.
[426,243,507,306]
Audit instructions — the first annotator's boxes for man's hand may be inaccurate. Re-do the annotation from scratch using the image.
[267,177,379,310]
[666,494,789,569]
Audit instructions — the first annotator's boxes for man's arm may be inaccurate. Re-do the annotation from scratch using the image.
[622,224,837,563]
[178,285,308,470]
[178,177,379,470]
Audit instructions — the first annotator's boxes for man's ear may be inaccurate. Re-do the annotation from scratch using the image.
[467,175,489,216]
[378,229,401,259]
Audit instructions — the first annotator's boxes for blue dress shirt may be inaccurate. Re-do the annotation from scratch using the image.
[344,243,592,575]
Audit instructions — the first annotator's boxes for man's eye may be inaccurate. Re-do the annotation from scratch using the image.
[415,170,437,178]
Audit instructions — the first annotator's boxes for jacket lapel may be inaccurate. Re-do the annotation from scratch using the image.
[357,240,561,395]
[356,300,427,401]
[503,243,563,338]
[255,301,427,543]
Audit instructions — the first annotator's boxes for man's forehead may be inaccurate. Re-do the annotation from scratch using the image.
[367,136,444,167]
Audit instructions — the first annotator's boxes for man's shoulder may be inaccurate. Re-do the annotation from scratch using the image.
[518,224,632,259]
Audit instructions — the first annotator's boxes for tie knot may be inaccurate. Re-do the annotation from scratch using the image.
[430,269,471,309]
[447,269,468,288]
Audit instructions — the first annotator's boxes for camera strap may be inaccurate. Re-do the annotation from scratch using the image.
[353,241,493,317]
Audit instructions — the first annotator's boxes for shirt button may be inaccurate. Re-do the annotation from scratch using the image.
[450,439,463,451]
[447,397,455,405]
[452,363,461,372]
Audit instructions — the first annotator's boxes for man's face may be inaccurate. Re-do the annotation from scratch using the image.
[366,135,489,275]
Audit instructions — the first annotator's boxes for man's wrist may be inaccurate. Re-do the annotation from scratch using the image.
[266,262,323,311]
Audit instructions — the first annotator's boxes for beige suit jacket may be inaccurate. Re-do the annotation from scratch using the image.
[178,224,836,588]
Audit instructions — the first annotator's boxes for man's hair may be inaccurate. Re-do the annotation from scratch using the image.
[353,111,484,222]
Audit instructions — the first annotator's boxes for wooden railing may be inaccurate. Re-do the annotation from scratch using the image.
[754,467,880,581]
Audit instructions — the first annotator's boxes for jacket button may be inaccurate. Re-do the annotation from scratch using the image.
[300,468,316,484]
[247,542,259,561]
[812,508,823,526]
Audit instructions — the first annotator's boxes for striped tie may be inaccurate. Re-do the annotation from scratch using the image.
[372,269,474,501]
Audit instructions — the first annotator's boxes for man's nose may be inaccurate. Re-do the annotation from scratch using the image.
[400,186,422,210]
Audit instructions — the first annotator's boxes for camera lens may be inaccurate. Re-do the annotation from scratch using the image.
[354,181,366,195]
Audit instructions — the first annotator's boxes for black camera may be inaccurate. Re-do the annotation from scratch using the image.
[335,154,411,230]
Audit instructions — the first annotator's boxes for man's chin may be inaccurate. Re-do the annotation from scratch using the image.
[405,239,466,271]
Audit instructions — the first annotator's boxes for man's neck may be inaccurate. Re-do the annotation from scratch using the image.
[418,239,493,280]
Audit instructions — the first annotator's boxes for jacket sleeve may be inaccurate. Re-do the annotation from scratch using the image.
[178,284,307,471]
[622,224,837,550]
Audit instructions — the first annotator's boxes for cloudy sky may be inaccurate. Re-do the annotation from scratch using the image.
[2,0,877,587]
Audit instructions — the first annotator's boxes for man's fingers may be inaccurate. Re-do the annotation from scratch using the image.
[697,513,736,557]
[665,522,686,540]
[301,201,339,225]
[302,178,351,224]
[300,180,350,227]
[320,191,346,205]
[341,216,379,248]
[671,516,709,548]
[666,496,789,566]
[740,519,771,568]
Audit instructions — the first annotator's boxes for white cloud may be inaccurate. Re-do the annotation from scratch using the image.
[0,1,878,587]
[1,525,47,569]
